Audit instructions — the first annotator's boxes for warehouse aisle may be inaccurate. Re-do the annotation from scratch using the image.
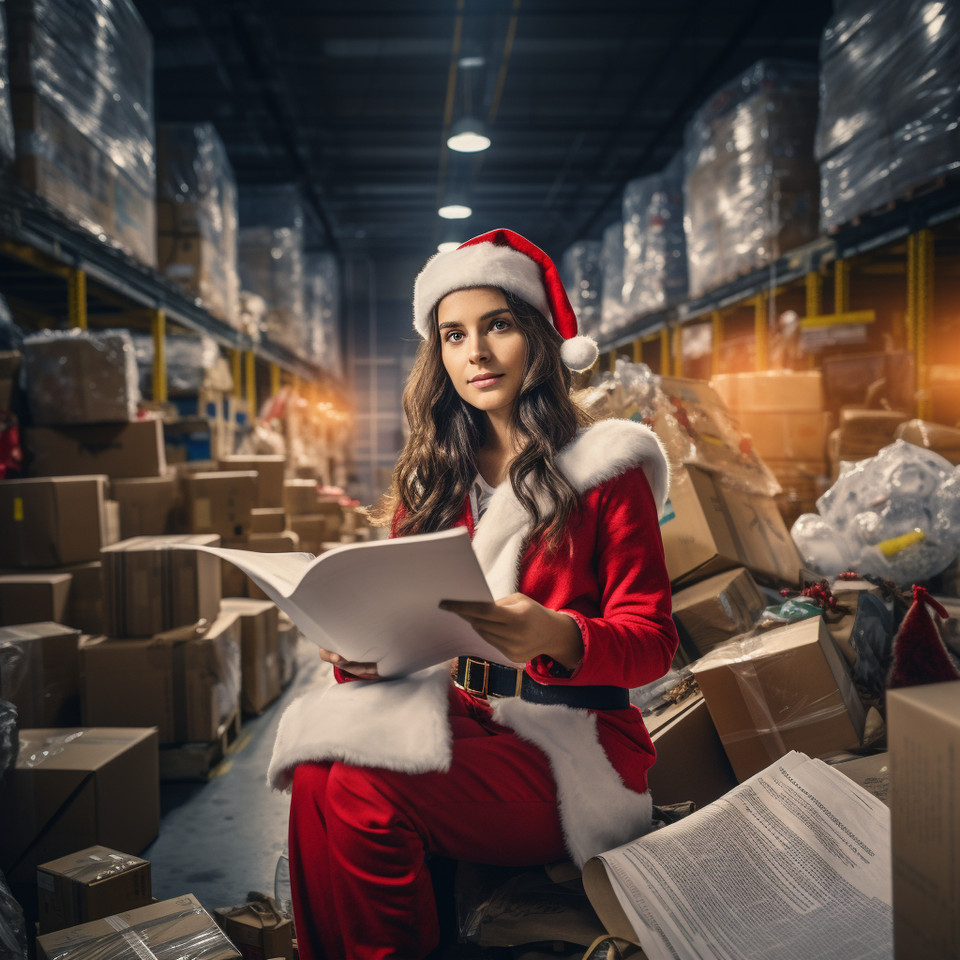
[145,638,334,912]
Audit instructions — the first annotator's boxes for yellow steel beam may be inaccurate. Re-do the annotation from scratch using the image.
[711,311,722,376]
[754,293,768,371]
[805,271,822,318]
[0,240,71,278]
[905,232,918,353]
[916,229,933,420]
[800,310,876,329]
[68,267,87,330]
[659,327,670,376]
[608,350,617,374]
[632,339,643,364]
[231,349,243,399]
[672,324,683,377]
[152,309,167,404]
[270,363,281,397]
[834,259,850,313]
[245,350,257,418]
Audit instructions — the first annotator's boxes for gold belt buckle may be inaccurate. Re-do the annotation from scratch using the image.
[463,657,490,698]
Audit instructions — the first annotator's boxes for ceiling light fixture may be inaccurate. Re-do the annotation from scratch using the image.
[437,241,460,253]
[438,202,472,220]
[446,116,491,153]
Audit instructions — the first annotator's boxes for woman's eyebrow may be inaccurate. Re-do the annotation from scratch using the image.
[439,309,510,331]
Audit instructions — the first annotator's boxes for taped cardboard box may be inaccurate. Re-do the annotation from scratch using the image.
[37,845,152,934]
[887,682,960,960]
[0,727,159,884]
[80,613,241,744]
[215,899,294,960]
[36,894,241,960]
[690,616,865,782]
[659,464,801,587]
[220,598,281,715]
[0,476,117,567]
[219,455,286,508]
[0,573,72,625]
[251,507,287,534]
[111,474,178,538]
[100,535,221,638]
[25,419,166,480]
[181,471,257,539]
[0,622,81,727]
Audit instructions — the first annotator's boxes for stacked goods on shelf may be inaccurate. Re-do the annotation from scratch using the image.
[621,151,687,318]
[284,478,334,555]
[6,0,156,266]
[238,185,306,354]
[0,0,15,165]
[156,123,240,326]
[560,240,603,341]
[598,221,626,338]
[304,252,342,374]
[683,60,819,296]
[817,0,960,230]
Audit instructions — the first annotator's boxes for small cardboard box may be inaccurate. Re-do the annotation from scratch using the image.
[100,535,222,638]
[283,479,318,515]
[659,464,801,587]
[220,598,281,715]
[0,622,81,727]
[736,409,830,461]
[25,420,167,480]
[80,613,241,744]
[288,514,326,555]
[182,471,257,539]
[671,567,766,657]
[691,616,866,782]
[0,727,159,884]
[36,895,241,960]
[837,408,910,459]
[0,476,116,567]
[0,573,72,626]
[58,562,105,635]
[251,507,287,534]
[215,901,294,960]
[111,474,179,538]
[218,455,286,508]
[37,845,152,934]
[887,683,960,960]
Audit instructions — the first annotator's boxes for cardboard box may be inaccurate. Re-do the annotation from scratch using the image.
[0,727,159,883]
[0,573,72,625]
[659,464,801,586]
[0,476,117,567]
[0,622,81,727]
[837,408,910,459]
[59,562,105,635]
[691,616,865,782]
[671,567,766,657]
[36,895,241,960]
[80,613,241,744]
[644,693,738,808]
[887,683,960,960]
[218,455,286,508]
[215,900,294,960]
[283,479,319,515]
[278,612,298,687]
[111,474,179,538]
[37,845,152,934]
[181,471,257,539]
[895,419,960,465]
[288,514,326,554]
[710,370,823,413]
[251,507,287,534]
[0,351,22,415]
[736,410,830,461]
[929,364,960,426]
[25,420,166,480]
[220,598,281,715]
[100,535,222,638]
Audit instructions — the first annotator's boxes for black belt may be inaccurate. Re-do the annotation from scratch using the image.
[455,657,630,710]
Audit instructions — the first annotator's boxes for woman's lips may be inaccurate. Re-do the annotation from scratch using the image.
[469,374,504,388]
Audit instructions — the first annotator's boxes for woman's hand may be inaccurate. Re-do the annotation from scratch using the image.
[318,648,380,681]
[439,593,584,670]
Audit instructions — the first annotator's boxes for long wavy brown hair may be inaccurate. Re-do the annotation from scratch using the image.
[370,289,592,550]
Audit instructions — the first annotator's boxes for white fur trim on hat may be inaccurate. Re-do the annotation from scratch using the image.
[559,335,599,372]
[414,242,551,338]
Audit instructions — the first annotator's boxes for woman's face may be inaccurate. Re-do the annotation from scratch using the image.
[437,286,527,418]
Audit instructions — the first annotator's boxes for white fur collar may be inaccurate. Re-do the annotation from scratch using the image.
[472,419,669,598]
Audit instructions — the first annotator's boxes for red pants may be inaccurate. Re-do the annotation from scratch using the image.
[287,694,568,960]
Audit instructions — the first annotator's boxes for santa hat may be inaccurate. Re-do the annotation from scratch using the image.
[413,228,600,373]
[887,585,960,689]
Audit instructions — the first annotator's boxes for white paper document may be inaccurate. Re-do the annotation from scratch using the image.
[178,527,516,677]
[585,751,892,960]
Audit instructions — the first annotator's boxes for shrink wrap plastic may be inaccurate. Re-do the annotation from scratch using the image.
[0,4,14,165]
[560,241,603,341]
[238,186,306,355]
[817,0,960,230]
[792,439,960,584]
[157,124,240,327]
[131,333,222,398]
[683,60,819,296]
[622,152,687,317]
[599,221,626,338]
[303,252,341,374]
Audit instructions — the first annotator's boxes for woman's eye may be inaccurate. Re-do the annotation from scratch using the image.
[446,330,464,342]
[492,319,511,331]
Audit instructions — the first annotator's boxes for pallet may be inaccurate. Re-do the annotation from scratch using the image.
[158,706,243,782]
[829,174,955,233]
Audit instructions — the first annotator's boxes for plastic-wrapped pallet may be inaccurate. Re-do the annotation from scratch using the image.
[238,185,306,355]
[156,123,240,327]
[622,152,688,317]
[130,332,223,398]
[0,2,15,166]
[683,60,819,296]
[560,241,603,341]
[6,0,156,266]
[599,221,626,338]
[303,252,342,374]
[817,0,960,231]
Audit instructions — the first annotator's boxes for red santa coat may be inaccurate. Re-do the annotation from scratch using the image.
[269,418,677,865]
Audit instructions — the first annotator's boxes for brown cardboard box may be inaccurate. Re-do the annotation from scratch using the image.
[0,727,159,883]
[0,351,22,414]
[157,235,234,322]
[710,370,823,413]
[36,895,241,960]
[288,514,326,555]
[0,476,116,567]
[182,471,257,539]
[58,562,105,635]
[691,616,865,782]
[837,408,910,459]
[283,479,319,515]
[659,464,801,587]
[0,573,72,625]
[218,455,286,508]
[887,683,960,960]
[37,845,152,934]
[215,900,294,960]
[100,535,222,638]
[671,567,766,657]
[25,420,166,480]
[929,364,960,426]
[644,693,738,808]
[220,598,281,715]
[220,533,300,601]
[80,613,241,743]
[251,507,287,534]
[0,622,81,727]
[736,410,830,461]
[894,419,960,465]
[111,474,179,537]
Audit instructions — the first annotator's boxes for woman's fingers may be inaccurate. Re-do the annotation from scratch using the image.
[318,648,380,679]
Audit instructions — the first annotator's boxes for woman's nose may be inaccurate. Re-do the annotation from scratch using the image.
[468,337,489,362]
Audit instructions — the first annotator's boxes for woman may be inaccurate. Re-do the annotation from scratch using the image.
[269,228,678,960]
